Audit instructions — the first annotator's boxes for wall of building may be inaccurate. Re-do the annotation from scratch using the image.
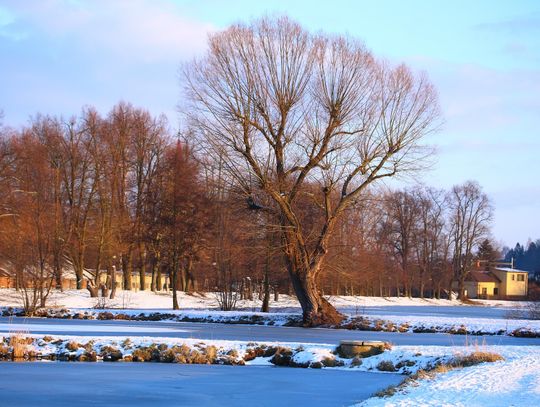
[492,269,528,297]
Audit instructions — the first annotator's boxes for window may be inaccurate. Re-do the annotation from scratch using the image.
[482,287,487,295]
[494,287,498,295]
[511,274,515,281]
[517,274,525,282]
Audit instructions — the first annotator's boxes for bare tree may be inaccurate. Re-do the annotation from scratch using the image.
[384,190,420,298]
[448,181,493,300]
[413,187,447,298]
[183,16,440,325]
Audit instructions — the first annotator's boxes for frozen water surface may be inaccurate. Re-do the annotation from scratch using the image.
[0,362,403,407]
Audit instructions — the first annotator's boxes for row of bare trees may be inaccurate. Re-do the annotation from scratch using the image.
[0,104,213,312]
[0,103,492,317]
[0,16,494,323]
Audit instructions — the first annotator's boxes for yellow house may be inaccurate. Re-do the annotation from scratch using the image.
[491,267,528,299]
[462,267,528,300]
[463,271,501,299]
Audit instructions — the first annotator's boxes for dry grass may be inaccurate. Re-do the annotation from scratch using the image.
[9,332,33,360]
[451,351,503,367]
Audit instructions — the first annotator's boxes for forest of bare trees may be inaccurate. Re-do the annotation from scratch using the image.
[0,17,496,323]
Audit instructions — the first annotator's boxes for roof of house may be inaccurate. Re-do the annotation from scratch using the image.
[466,271,501,283]
[494,267,528,274]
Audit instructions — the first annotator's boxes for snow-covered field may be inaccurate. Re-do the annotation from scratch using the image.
[358,347,540,407]
[2,289,538,337]
[0,288,526,311]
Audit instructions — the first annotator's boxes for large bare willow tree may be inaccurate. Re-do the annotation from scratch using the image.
[183,16,440,325]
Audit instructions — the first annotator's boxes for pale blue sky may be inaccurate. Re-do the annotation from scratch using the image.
[1,0,539,247]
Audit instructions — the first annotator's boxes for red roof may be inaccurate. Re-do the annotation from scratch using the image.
[466,271,501,283]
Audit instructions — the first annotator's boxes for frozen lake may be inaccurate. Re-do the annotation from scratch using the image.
[0,362,403,407]
[2,317,540,346]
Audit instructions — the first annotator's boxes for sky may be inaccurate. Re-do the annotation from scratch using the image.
[0,0,539,247]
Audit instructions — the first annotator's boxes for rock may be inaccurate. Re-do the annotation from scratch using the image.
[337,340,387,358]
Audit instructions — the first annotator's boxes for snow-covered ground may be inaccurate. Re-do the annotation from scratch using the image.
[2,289,537,337]
[0,288,527,311]
[359,346,540,406]
[0,330,525,376]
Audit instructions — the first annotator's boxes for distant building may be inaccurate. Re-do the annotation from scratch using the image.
[0,262,168,291]
[458,265,528,300]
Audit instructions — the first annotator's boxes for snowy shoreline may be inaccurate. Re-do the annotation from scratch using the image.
[3,306,540,338]
[2,289,538,337]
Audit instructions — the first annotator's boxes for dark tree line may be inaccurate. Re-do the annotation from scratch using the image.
[505,240,540,276]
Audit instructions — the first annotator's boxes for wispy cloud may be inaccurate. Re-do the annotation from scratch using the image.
[2,0,214,62]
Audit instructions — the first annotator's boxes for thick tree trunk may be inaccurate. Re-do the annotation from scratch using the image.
[184,263,196,292]
[87,283,99,298]
[280,222,343,326]
[457,276,466,300]
[288,268,343,326]
[75,264,84,290]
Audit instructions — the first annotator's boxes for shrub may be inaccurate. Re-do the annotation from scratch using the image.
[270,347,293,366]
[100,345,123,361]
[66,341,82,352]
[451,351,503,367]
[243,347,264,361]
[121,338,133,349]
[0,343,10,359]
[204,345,218,363]
[78,351,97,362]
[350,357,363,367]
[132,347,157,362]
[10,334,32,360]
[321,356,344,368]
[376,360,397,372]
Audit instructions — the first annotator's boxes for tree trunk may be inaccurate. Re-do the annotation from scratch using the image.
[75,263,84,290]
[172,277,179,310]
[139,248,146,291]
[87,283,99,298]
[122,251,133,290]
[288,267,343,326]
[261,266,270,313]
[457,276,466,300]
[171,259,179,310]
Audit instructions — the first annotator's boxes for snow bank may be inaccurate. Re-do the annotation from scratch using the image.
[358,347,540,407]
[0,331,527,377]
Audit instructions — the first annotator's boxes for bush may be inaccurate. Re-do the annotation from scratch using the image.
[0,343,10,359]
[10,334,33,360]
[270,347,293,366]
[100,345,123,361]
[451,351,503,367]
[376,360,397,372]
[204,345,218,363]
[321,356,344,368]
[132,347,158,362]
[66,341,82,352]
[243,347,264,361]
